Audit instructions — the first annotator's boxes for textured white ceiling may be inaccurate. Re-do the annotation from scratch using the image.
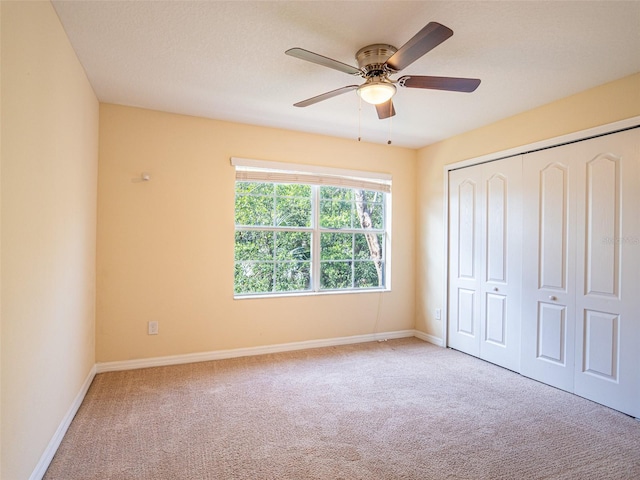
[52,1,640,148]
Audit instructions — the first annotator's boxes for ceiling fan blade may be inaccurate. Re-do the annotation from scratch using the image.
[385,22,453,72]
[375,100,396,119]
[398,75,481,92]
[293,85,359,107]
[286,48,361,76]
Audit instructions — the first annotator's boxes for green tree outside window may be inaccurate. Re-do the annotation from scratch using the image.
[234,182,386,295]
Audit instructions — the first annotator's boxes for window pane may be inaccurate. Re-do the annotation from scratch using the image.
[320,200,352,228]
[320,187,384,231]
[234,262,274,294]
[369,202,384,229]
[276,183,311,197]
[236,182,274,195]
[235,194,273,226]
[354,233,383,260]
[320,261,352,290]
[275,184,312,227]
[354,233,369,260]
[320,186,353,201]
[275,232,311,261]
[353,202,384,230]
[363,190,380,202]
[354,261,381,288]
[235,231,274,261]
[276,196,312,227]
[275,261,311,292]
[320,233,353,260]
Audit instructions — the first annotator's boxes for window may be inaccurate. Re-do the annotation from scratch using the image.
[232,158,391,297]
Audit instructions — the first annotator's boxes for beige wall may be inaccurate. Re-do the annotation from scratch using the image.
[97,105,416,362]
[0,2,98,479]
[415,72,640,340]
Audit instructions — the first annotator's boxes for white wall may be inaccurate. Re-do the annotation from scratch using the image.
[0,1,99,478]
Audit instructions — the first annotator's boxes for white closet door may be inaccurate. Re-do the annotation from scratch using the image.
[480,158,522,372]
[448,158,522,371]
[448,166,482,357]
[521,145,577,392]
[573,128,640,417]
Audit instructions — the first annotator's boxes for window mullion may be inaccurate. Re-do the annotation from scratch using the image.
[271,231,277,293]
[318,227,384,235]
[272,185,277,227]
[351,233,356,289]
[311,186,321,292]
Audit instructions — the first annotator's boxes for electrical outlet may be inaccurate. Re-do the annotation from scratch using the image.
[148,321,159,335]
[435,308,441,320]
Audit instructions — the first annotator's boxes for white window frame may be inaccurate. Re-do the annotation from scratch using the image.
[231,157,392,298]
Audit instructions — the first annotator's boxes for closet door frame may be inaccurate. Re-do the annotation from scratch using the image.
[441,116,640,349]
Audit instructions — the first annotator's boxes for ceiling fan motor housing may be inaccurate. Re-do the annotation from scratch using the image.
[356,44,398,77]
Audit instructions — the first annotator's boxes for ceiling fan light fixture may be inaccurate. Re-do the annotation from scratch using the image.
[357,81,396,105]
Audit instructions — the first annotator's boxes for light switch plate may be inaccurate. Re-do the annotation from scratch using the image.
[148,321,159,335]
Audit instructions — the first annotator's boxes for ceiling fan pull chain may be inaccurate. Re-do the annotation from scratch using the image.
[358,96,362,142]
[387,112,393,145]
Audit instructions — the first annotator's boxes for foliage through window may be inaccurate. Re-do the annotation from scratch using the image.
[234,182,388,296]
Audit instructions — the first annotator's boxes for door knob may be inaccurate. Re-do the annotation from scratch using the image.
[493,287,499,292]
[549,295,557,301]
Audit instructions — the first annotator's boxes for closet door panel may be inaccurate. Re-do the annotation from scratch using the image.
[479,158,522,371]
[521,147,576,392]
[485,293,506,345]
[448,168,482,356]
[456,289,476,336]
[539,164,569,291]
[537,302,567,365]
[458,180,477,279]
[584,154,619,296]
[582,310,618,380]
[573,129,640,417]
[486,174,507,283]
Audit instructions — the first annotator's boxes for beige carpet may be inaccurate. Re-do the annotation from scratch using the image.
[45,338,640,479]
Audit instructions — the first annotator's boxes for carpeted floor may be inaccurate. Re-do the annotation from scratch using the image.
[45,338,640,479]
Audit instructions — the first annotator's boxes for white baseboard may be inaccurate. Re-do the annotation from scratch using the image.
[413,330,444,347]
[96,329,419,373]
[30,365,96,480]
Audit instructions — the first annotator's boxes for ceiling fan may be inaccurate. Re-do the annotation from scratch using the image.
[286,22,480,119]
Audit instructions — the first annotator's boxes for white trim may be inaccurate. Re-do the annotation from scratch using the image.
[30,366,96,480]
[441,162,450,348]
[96,330,417,373]
[413,330,445,347]
[441,116,640,353]
[234,286,389,300]
[231,156,392,182]
[447,116,640,171]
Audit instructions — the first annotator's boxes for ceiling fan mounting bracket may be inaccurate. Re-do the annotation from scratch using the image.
[356,44,398,77]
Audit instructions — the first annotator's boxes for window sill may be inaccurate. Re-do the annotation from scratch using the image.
[233,287,390,300]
